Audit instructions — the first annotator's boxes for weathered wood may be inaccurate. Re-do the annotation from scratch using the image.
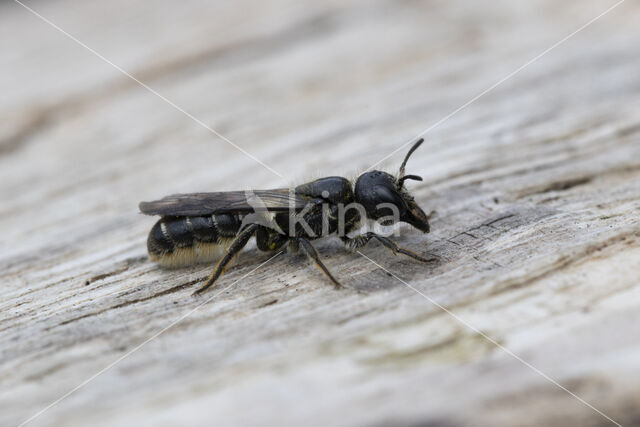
[2,0,640,426]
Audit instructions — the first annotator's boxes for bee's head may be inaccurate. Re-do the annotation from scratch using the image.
[354,138,429,233]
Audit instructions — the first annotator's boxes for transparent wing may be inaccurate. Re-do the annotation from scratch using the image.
[139,189,314,217]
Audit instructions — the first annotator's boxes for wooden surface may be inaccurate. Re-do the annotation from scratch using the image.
[2,0,640,426]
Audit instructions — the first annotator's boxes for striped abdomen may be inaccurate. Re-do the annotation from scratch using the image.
[147,214,243,267]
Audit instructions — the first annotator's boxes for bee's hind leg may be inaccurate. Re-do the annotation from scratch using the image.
[298,237,344,289]
[193,224,259,296]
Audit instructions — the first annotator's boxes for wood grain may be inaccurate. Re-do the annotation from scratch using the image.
[1,0,639,426]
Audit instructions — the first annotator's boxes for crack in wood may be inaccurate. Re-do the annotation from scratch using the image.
[85,256,148,285]
[52,278,202,328]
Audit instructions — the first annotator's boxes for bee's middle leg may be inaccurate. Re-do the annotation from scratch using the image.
[256,226,288,252]
[298,237,344,289]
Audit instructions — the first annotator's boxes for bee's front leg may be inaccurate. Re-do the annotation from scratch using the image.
[342,233,438,263]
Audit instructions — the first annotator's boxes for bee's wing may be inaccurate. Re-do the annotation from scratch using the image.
[139,189,314,217]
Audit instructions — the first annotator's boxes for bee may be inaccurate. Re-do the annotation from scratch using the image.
[140,138,434,295]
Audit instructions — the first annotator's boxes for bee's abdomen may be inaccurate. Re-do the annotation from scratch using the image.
[147,214,242,267]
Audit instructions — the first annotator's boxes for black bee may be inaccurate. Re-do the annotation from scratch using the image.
[140,138,434,295]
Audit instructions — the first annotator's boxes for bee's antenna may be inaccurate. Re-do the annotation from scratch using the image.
[398,138,424,179]
[398,174,423,188]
